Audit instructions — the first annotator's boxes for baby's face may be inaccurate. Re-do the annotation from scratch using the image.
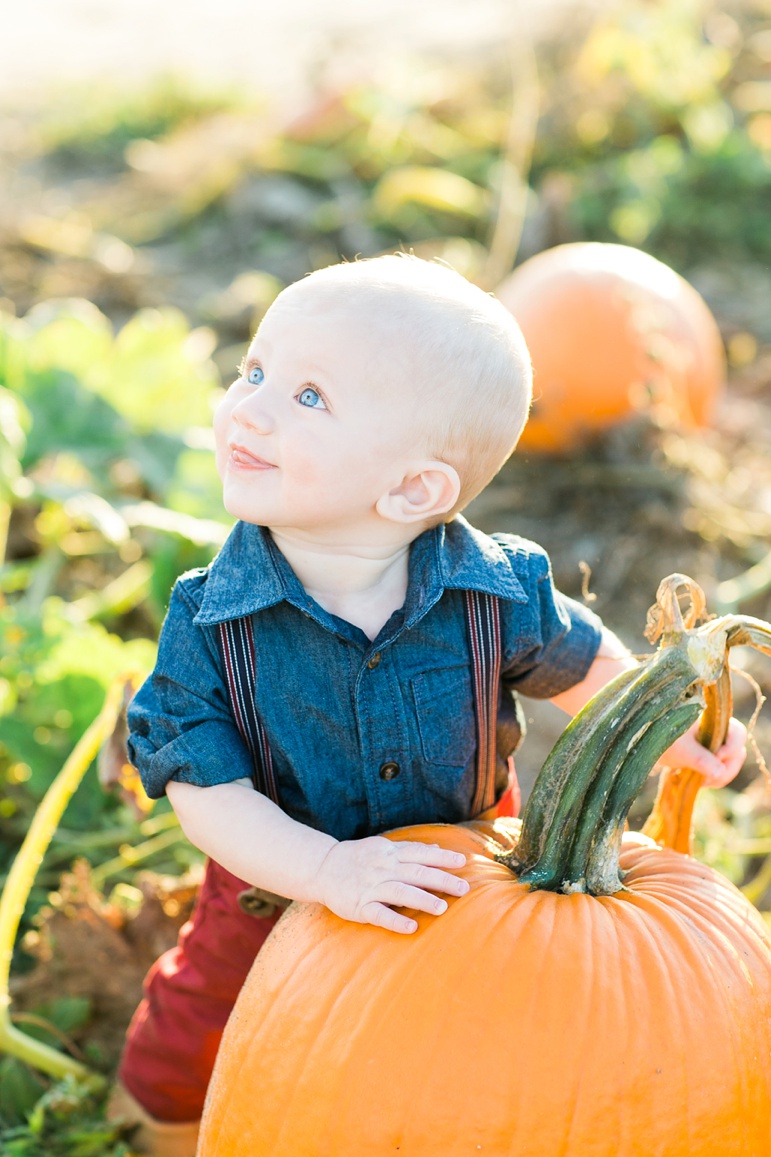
[214,282,426,537]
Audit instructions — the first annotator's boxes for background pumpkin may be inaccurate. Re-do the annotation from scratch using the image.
[496,242,726,455]
[197,581,771,1157]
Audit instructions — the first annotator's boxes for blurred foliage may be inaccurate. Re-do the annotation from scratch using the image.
[1,0,771,1145]
[37,75,245,167]
[533,0,771,265]
[0,1071,130,1154]
[0,297,222,953]
[0,0,768,335]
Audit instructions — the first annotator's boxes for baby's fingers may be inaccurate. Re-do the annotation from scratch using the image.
[400,862,470,898]
[358,886,443,933]
[360,901,419,935]
[393,840,467,870]
[377,880,458,919]
[358,873,470,934]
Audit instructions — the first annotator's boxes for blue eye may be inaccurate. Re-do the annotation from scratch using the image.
[298,387,326,410]
[247,366,264,386]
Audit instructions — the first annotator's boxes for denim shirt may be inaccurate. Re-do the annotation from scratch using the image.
[127,515,602,841]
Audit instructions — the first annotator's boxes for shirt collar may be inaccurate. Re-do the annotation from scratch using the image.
[194,522,299,625]
[432,515,527,600]
[194,515,527,627]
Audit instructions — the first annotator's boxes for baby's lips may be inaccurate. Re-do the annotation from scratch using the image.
[229,444,276,468]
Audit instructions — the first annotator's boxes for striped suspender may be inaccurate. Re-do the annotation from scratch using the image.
[463,589,503,817]
[217,590,503,814]
[217,617,280,804]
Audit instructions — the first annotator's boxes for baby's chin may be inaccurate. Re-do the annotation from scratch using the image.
[220,488,259,524]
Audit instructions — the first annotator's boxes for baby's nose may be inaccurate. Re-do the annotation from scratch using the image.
[233,391,277,433]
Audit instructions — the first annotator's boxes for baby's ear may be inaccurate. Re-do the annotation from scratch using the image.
[377,461,461,525]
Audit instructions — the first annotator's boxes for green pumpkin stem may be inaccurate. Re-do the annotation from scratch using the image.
[582,702,701,894]
[509,647,694,879]
[511,664,642,870]
[561,691,701,889]
[500,574,771,898]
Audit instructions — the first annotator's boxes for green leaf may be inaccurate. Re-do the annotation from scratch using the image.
[124,431,187,500]
[165,447,227,521]
[372,166,490,223]
[90,309,219,434]
[0,600,154,815]
[21,303,114,385]
[0,313,34,396]
[17,370,129,474]
[0,388,29,504]
[0,1074,131,1155]
[0,1057,46,1126]
[38,999,92,1037]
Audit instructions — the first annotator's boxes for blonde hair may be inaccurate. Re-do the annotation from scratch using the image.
[285,254,532,517]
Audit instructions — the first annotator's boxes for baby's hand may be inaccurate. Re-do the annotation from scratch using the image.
[315,837,469,935]
[655,716,747,788]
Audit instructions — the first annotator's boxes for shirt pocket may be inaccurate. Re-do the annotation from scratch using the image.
[411,665,477,768]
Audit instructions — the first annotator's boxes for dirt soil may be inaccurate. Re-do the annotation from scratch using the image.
[10,862,199,1069]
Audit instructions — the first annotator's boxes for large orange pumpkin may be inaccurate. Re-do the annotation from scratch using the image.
[496,243,726,454]
[198,581,771,1157]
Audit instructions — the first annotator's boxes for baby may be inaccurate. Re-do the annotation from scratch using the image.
[113,255,746,1156]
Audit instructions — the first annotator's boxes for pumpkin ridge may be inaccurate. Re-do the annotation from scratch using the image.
[558,897,616,1155]
[610,884,704,1149]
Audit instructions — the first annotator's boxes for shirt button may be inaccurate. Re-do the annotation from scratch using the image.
[379,761,400,781]
[367,652,381,669]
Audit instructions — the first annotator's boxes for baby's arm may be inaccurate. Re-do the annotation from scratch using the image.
[550,627,746,788]
[167,778,469,935]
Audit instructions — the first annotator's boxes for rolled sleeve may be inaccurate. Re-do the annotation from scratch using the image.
[497,538,603,699]
[126,578,254,799]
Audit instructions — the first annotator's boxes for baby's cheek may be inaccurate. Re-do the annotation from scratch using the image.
[295,461,324,488]
[290,446,329,488]
[212,408,231,479]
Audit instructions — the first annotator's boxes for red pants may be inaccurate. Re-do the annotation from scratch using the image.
[119,860,280,1123]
